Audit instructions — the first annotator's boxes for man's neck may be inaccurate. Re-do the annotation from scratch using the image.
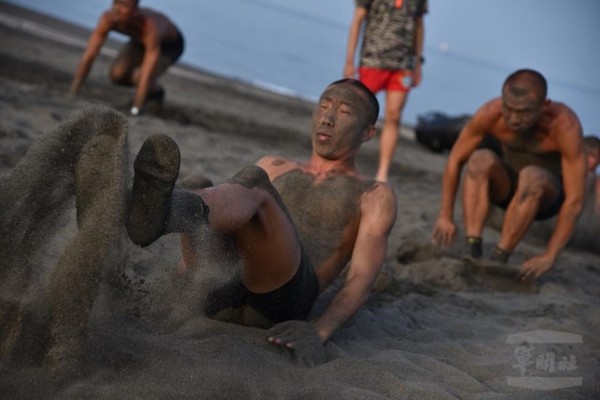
[305,155,357,182]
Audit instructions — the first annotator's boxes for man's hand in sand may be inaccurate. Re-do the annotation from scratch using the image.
[518,254,555,281]
[432,216,457,247]
[266,321,326,366]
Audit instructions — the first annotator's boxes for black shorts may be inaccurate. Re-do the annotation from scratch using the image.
[160,30,185,63]
[123,29,184,65]
[246,247,319,323]
[494,166,565,220]
[204,246,319,323]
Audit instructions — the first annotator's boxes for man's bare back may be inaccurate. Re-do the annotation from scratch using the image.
[102,7,181,45]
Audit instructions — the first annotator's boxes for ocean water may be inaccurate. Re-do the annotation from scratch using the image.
[4,0,600,134]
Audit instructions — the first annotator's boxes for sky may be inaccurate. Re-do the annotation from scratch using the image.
[426,0,599,91]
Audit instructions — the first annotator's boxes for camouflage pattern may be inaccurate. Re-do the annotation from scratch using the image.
[356,0,428,70]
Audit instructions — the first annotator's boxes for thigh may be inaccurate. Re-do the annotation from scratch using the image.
[206,166,302,294]
[384,88,409,120]
[469,150,515,205]
[111,40,144,76]
[233,186,302,294]
[519,168,564,220]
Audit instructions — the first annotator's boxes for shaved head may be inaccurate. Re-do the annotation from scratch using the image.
[503,69,547,104]
[327,78,379,125]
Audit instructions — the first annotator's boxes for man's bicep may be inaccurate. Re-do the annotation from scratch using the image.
[348,186,397,279]
[450,116,490,162]
[362,184,397,235]
[561,147,587,198]
[86,21,110,55]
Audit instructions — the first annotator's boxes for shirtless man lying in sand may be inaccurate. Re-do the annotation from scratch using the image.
[432,69,586,281]
[70,0,184,115]
[127,79,397,349]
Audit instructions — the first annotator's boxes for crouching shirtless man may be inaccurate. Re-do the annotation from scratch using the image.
[71,0,184,115]
[432,69,586,281]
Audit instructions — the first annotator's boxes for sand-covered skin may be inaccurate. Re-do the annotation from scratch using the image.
[1,3,599,399]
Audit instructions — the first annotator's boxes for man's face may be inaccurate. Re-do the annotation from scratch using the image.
[501,87,544,134]
[311,84,373,160]
[112,0,137,21]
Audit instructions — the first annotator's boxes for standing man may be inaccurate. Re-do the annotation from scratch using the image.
[344,0,427,182]
[127,79,398,348]
[432,69,587,281]
[70,0,184,115]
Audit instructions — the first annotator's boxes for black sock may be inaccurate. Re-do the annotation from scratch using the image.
[165,189,210,234]
[465,236,483,259]
[490,246,512,264]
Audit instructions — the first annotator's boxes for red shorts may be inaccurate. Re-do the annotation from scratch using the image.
[358,67,412,93]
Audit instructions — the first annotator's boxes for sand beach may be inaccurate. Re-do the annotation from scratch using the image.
[0,2,599,399]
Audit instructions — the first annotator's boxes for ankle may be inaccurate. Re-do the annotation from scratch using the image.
[491,246,512,264]
[465,236,483,259]
[166,189,210,233]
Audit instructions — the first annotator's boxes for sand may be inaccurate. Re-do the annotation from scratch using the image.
[0,2,599,399]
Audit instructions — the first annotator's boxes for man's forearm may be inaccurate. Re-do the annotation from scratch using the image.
[312,287,369,343]
[71,57,93,94]
[545,198,584,258]
[439,163,461,219]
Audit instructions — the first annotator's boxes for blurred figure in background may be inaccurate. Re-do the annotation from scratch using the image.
[344,0,428,182]
[583,135,600,216]
[584,136,600,174]
[70,0,184,115]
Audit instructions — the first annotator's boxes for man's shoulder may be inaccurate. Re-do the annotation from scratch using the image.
[477,97,503,116]
[360,180,397,210]
[546,101,583,141]
[357,180,397,232]
[97,9,117,29]
[467,98,503,133]
[549,101,581,126]
[256,156,299,179]
[256,155,294,169]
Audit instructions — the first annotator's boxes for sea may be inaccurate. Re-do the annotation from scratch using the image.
[4,0,600,134]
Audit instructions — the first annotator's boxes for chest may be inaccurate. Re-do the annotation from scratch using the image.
[114,18,144,40]
[273,172,367,238]
[499,131,558,155]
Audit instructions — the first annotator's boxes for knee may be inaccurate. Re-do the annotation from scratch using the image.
[384,109,401,125]
[227,165,271,190]
[515,166,551,200]
[109,65,132,86]
[465,149,499,178]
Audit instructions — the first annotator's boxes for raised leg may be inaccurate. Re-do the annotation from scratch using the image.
[127,134,209,247]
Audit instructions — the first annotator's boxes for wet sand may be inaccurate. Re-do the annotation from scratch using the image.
[1,2,599,399]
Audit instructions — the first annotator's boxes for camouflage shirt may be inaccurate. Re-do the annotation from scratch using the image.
[356,0,428,70]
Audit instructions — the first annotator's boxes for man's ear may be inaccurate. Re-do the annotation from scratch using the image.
[363,125,376,142]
